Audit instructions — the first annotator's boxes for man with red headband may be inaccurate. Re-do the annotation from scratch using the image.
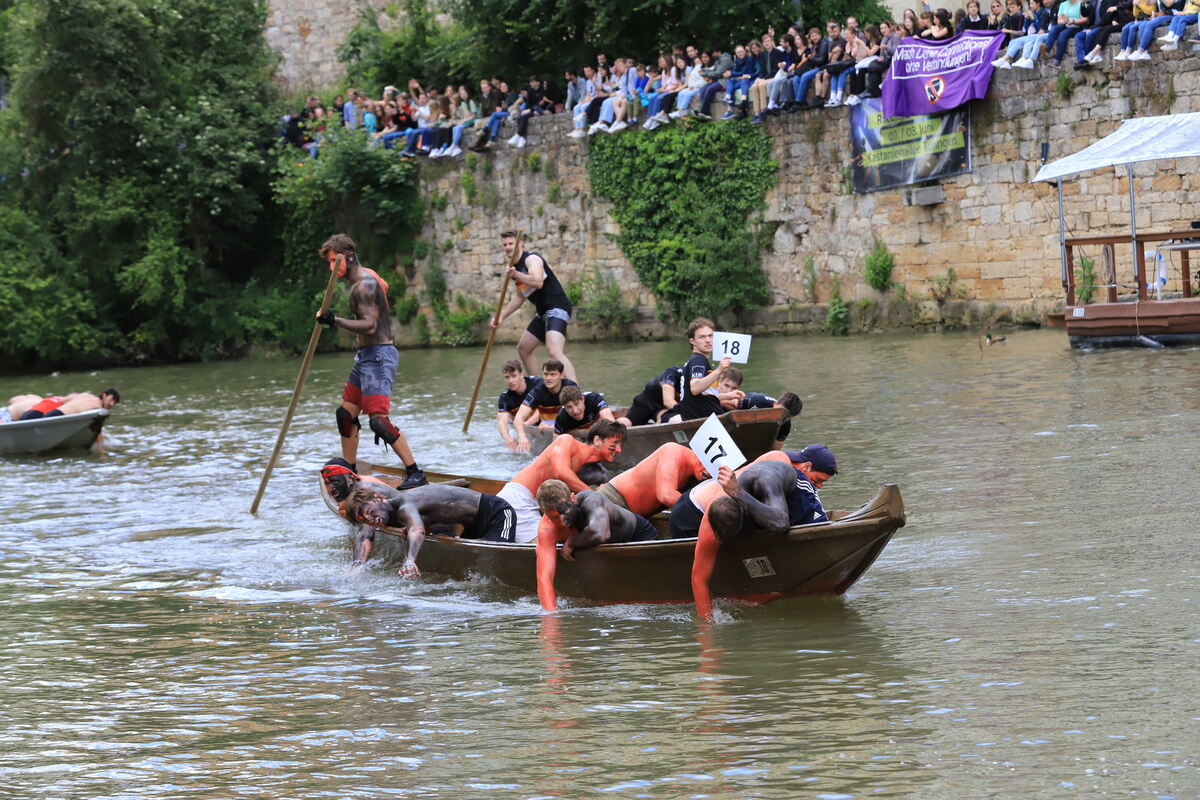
[320,458,403,565]
[316,234,426,489]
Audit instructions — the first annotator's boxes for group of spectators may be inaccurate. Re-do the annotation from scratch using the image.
[281,2,1195,158]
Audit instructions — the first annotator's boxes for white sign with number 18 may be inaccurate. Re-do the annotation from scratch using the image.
[713,331,751,364]
[690,413,748,478]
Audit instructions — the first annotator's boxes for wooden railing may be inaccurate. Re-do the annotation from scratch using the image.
[1064,229,1198,305]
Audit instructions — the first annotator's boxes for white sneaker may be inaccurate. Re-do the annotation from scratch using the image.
[642,118,658,130]
[568,128,586,138]
[992,57,1012,68]
[1131,49,1151,60]
[1013,57,1036,68]
[515,136,527,148]
[766,101,779,110]
[1159,30,1178,42]
[608,120,628,133]
[1114,49,1130,60]
[668,109,687,119]
[654,111,670,122]
[507,134,520,145]
[1086,52,1103,63]
[824,96,841,107]
[1162,40,1179,50]
[587,121,606,134]
[844,94,862,106]
[447,145,462,156]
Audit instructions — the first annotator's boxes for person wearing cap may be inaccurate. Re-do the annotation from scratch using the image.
[675,445,837,619]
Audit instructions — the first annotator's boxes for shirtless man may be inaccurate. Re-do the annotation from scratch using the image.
[594,442,709,517]
[512,359,577,452]
[497,359,543,451]
[535,479,660,610]
[491,231,577,382]
[682,445,837,619]
[345,483,517,577]
[316,234,426,489]
[553,386,615,434]
[7,389,120,421]
[497,419,627,543]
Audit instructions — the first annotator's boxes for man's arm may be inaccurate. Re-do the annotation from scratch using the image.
[506,254,546,290]
[497,411,518,450]
[492,287,527,328]
[352,525,375,565]
[660,382,678,411]
[718,465,790,533]
[395,503,427,579]
[513,404,536,453]
[598,407,615,422]
[551,443,591,493]
[325,281,380,336]
[691,518,721,621]
[565,495,612,555]
[536,517,562,610]
[689,356,731,396]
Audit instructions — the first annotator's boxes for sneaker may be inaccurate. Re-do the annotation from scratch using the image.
[1073,60,1089,69]
[654,111,670,123]
[1159,30,1178,42]
[642,119,658,130]
[694,111,711,120]
[447,145,462,156]
[1086,51,1103,63]
[766,101,779,110]
[750,111,766,123]
[1114,49,1130,60]
[992,57,1012,68]
[1162,40,1179,51]
[825,96,840,107]
[399,469,428,490]
[608,120,628,132]
[568,128,586,138]
[668,109,686,119]
[720,110,738,120]
[1130,49,1151,60]
[844,94,862,106]
[587,122,606,135]
[1013,57,1036,68]
[507,134,520,145]
[515,136,527,148]
[1050,58,1061,67]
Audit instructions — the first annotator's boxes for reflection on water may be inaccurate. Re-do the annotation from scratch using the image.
[2,330,1199,798]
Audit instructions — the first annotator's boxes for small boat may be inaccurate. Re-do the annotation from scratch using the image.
[1034,113,1200,349]
[527,407,788,472]
[0,409,110,455]
[323,463,906,607]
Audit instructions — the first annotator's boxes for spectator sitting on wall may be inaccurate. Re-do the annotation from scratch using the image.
[763,33,799,116]
[860,21,899,98]
[813,25,854,108]
[993,0,1054,67]
[998,0,1028,43]
[844,24,882,105]
[644,55,685,128]
[987,0,1008,28]
[720,43,760,120]
[1158,0,1199,50]
[1073,0,1128,64]
[472,79,518,151]
[695,44,732,120]
[1118,0,1181,60]
[788,27,831,111]
[568,65,600,137]
[343,88,360,129]
[747,33,781,121]
[1046,0,1094,66]
[669,52,709,118]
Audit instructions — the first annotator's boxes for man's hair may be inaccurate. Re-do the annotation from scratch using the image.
[499,229,519,239]
[589,419,627,443]
[501,359,523,375]
[559,385,584,405]
[778,391,802,417]
[101,387,120,404]
[686,317,715,339]
[319,234,357,262]
[723,367,744,387]
[708,496,745,542]
[345,485,389,523]
[542,359,565,373]
[536,479,573,514]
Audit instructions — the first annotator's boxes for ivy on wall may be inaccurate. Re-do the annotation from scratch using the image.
[586,121,778,322]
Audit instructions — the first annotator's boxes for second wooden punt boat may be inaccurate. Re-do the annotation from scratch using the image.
[0,409,110,455]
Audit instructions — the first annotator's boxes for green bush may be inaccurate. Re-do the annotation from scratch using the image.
[825,277,849,336]
[1075,253,1097,304]
[394,293,420,324]
[587,122,776,322]
[863,238,895,293]
[574,266,638,336]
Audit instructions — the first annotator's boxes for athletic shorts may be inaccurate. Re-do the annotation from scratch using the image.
[461,493,518,543]
[526,307,571,342]
[595,482,630,511]
[668,492,704,539]
[342,344,399,415]
[20,409,63,420]
[611,513,660,543]
[0,408,10,424]
[497,481,540,543]
[624,393,663,426]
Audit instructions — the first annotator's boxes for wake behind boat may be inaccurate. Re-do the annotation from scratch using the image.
[322,463,905,607]
[0,408,110,455]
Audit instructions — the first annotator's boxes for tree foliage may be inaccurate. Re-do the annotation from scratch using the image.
[587,121,776,323]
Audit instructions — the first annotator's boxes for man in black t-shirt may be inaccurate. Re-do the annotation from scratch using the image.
[492,231,578,382]
[669,318,733,422]
[554,385,615,434]
[736,390,803,449]
[622,365,684,426]
[497,359,545,451]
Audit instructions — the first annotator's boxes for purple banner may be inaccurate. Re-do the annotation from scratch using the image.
[881,30,1004,119]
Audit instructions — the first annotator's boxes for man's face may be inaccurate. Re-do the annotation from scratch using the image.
[846,16,858,30]
[564,398,585,420]
[543,369,563,391]
[690,326,714,355]
[830,24,842,37]
[480,79,490,93]
[501,235,517,258]
[328,250,347,277]
[592,435,623,461]
[717,376,740,395]
[735,45,746,58]
[597,53,608,65]
[798,464,833,489]
[324,473,357,502]
[100,393,117,409]
[503,370,524,391]
[686,45,698,59]
[584,66,595,79]
[357,497,391,528]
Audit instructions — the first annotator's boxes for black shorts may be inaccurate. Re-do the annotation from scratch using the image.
[526,307,570,342]
[624,393,663,426]
[461,493,518,543]
[610,513,660,543]
[668,494,704,539]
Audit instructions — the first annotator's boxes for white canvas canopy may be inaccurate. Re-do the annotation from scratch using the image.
[1033,112,1200,183]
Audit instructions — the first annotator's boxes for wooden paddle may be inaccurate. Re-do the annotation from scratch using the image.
[461,229,524,433]
[250,255,343,514]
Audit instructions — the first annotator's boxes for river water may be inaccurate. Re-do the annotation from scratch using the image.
[1,329,1197,799]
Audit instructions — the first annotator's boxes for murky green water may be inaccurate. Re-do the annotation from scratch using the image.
[2,330,1198,798]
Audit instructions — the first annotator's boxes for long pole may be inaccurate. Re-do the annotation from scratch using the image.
[462,230,524,433]
[250,258,343,514]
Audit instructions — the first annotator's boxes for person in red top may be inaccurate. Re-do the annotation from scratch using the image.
[534,479,659,609]
[595,442,709,516]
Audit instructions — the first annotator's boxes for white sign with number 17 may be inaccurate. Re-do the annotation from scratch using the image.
[690,413,747,478]
[713,331,751,363]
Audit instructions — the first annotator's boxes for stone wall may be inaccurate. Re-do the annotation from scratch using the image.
[265,0,388,91]
[401,52,1200,343]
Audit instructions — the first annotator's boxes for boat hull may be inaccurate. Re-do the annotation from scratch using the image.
[528,407,787,472]
[0,409,109,455]
[325,466,905,606]
[1066,298,1200,348]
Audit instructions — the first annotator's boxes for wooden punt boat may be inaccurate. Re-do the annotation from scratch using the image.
[527,407,788,473]
[323,463,906,606]
[0,409,110,455]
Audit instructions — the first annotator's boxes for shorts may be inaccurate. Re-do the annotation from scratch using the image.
[0,408,10,424]
[595,482,630,511]
[342,344,399,415]
[497,481,540,543]
[611,513,660,543]
[461,493,518,543]
[624,393,663,426]
[668,492,704,539]
[526,307,571,342]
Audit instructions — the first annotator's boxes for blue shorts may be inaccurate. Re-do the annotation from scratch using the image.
[342,344,399,415]
[526,307,570,342]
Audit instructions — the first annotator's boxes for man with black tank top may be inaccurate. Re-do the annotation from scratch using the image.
[491,231,577,382]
